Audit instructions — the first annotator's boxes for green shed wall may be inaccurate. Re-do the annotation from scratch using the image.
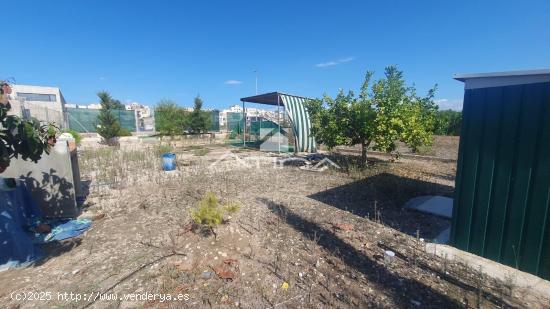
[451,81,550,279]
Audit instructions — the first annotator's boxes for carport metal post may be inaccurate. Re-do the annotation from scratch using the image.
[277,94,280,153]
[241,100,246,147]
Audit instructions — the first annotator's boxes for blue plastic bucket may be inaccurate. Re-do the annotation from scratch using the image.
[161,153,176,171]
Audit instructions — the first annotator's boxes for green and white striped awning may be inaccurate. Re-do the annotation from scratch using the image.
[279,94,316,152]
[240,92,316,152]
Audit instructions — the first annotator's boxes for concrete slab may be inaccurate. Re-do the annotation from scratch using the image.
[404,195,453,219]
[426,243,550,302]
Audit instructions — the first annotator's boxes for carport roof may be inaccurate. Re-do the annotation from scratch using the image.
[240,92,310,105]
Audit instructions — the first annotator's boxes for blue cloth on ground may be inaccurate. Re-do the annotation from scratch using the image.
[32,219,91,244]
[0,183,91,271]
[0,185,44,271]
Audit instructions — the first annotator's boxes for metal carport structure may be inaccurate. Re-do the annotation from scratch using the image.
[240,92,316,153]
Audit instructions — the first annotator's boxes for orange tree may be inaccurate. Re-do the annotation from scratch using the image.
[306,66,437,165]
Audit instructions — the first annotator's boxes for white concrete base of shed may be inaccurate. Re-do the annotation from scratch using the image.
[404,195,453,218]
[426,243,550,302]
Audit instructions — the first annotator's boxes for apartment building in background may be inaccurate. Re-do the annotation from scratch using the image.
[8,84,67,128]
[218,104,284,130]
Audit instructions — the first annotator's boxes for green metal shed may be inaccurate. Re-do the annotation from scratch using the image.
[452,69,550,279]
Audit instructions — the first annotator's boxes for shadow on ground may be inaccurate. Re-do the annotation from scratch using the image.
[77,179,92,207]
[308,172,453,239]
[34,238,83,267]
[258,198,461,308]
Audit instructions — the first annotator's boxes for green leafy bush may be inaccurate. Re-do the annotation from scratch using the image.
[1,82,59,172]
[434,109,462,136]
[62,129,82,145]
[154,100,189,136]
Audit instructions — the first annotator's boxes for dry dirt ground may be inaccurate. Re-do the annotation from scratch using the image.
[335,135,460,161]
[395,136,460,160]
[0,141,547,308]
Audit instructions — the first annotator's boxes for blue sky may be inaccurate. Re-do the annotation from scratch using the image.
[3,1,550,111]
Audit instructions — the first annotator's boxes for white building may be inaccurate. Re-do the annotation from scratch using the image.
[125,102,155,132]
[218,104,284,129]
[8,84,67,127]
[84,103,102,109]
[125,102,151,118]
[65,103,101,109]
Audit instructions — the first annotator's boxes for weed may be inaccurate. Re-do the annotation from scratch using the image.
[503,272,516,297]
[224,201,241,214]
[164,264,180,280]
[474,265,485,309]
[184,145,206,150]
[156,144,173,155]
[193,148,209,156]
[415,144,433,156]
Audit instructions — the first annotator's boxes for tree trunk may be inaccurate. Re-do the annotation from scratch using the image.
[361,141,367,166]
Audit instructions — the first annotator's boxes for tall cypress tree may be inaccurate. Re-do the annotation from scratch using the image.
[96,91,122,143]
[188,96,211,133]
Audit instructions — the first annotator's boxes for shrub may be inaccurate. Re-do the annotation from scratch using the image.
[63,129,82,145]
[189,193,241,238]
[190,192,224,228]
[434,109,462,136]
[118,128,132,136]
[155,100,189,136]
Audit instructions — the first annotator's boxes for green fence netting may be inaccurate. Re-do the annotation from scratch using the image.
[67,108,136,133]
[249,119,279,136]
[209,110,220,132]
[227,112,244,134]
